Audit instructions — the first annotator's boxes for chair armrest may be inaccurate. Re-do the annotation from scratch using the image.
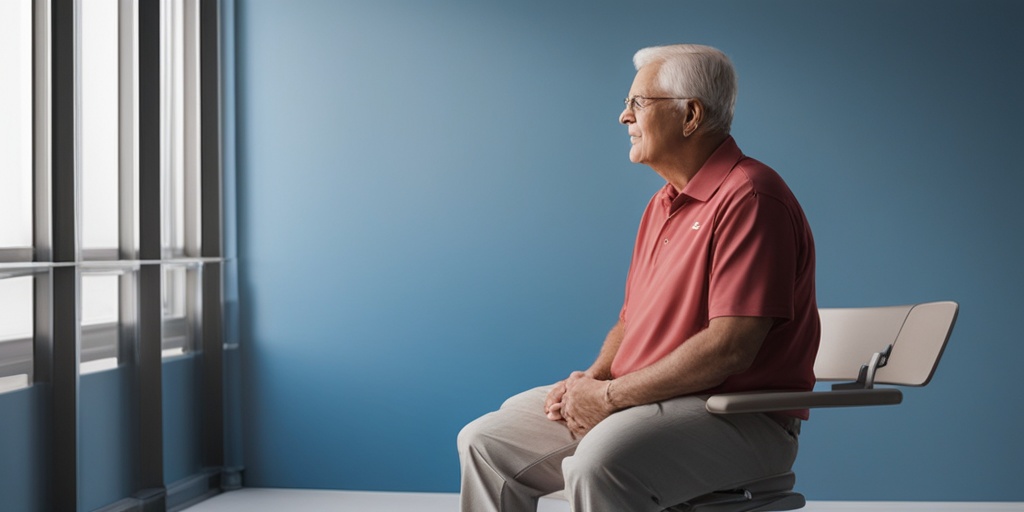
[705,388,903,414]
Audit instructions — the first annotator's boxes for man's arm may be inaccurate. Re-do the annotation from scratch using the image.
[607,315,772,407]
[585,320,624,380]
[560,316,772,436]
[544,320,625,421]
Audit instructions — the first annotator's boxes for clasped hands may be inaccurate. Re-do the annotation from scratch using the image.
[544,371,617,438]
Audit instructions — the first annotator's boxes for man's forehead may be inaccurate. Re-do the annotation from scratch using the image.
[630,61,664,94]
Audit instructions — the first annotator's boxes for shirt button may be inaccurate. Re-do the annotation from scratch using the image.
[663,238,670,244]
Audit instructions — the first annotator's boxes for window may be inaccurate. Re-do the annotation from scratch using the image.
[0,0,34,259]
[0,0,231,507]
[162,0,202,258]
[0,0,34,393]
[160,0,203,359]
[0,275,33,393]
[81,0,122,257]
[162,264,195,358]
[80,273,121,374]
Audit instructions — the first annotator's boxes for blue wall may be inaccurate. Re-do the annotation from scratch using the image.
[235,0,1024,500]
[0,386,46,511]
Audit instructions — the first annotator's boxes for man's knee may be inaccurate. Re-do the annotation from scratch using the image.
[457,412,511,464]
[562,445,657,509]
[457,415,489,456]
[561,441,624,488]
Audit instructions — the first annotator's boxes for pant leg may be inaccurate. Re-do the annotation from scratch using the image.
[458,386,579,512]
[561,395,799,512]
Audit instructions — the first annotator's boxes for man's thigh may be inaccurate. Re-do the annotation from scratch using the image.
[565,395,798,506]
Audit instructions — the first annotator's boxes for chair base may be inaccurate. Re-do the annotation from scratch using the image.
[667,493,805,512]
[667,472,805,512]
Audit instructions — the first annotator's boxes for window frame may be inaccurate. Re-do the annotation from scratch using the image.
[0,0,231,509]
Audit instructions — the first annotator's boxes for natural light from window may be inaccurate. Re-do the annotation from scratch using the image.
[0,276,33,393]
[81,0,121,253]
[81,274,120,374]
[0,277,33,344]
[161,265,191,358]
[0,0,34,250]
[163,0,187,255]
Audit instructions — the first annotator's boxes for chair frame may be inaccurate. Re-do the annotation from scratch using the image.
[545,301,959,511]
[706,301,958,414]
[683,301,960,512]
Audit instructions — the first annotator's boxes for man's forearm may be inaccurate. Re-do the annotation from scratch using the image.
[585,320,625,380]
[606,316,772,409]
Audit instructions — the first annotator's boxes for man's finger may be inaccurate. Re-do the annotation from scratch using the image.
[546,402,564,420]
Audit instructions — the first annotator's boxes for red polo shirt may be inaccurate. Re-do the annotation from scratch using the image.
[611,137,819,416]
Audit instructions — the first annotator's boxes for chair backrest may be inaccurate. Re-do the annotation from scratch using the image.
[814,301,958,386]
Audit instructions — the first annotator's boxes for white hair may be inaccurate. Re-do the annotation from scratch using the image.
[633,44,738,135]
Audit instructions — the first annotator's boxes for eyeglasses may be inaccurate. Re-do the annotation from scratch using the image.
[623,95,691,111]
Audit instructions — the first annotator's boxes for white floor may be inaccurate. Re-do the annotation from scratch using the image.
[181,488,1024,512]
[180,489,570,512]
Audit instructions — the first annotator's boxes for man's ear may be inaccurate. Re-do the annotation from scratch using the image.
[682,99,703,137]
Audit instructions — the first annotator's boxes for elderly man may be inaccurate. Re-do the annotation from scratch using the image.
[458,44,819,512]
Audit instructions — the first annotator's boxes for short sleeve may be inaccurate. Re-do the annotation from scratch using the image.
[707,191,798,321]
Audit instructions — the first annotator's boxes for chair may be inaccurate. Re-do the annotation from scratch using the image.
[544,301,959,511]
[672,300,959,511]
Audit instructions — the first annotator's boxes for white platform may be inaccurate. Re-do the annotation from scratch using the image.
[181,488,1024,512]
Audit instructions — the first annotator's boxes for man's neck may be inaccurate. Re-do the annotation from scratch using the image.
[654,132,730,192]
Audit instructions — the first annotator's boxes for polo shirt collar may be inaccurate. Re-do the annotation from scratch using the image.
[678,136,745,203]
[658,136,745,212]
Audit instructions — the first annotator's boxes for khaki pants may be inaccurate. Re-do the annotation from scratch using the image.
[457,386,799,512]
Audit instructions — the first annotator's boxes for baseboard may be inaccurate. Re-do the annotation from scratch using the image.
[81,468,244,512]
[92,487,164,512]
[166,468,228,512]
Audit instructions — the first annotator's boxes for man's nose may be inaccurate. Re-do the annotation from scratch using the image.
[619,108,634,125]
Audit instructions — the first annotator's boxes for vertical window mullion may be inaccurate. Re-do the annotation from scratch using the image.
[51,0,80,509]
[200,0,221,260]
[117,2,140,445]
[32,0,52,262]
[199,0,225,475]
[139,1,161,263]
[31,0,53,385]
[52,0,76,265]
[137,0,166,504]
